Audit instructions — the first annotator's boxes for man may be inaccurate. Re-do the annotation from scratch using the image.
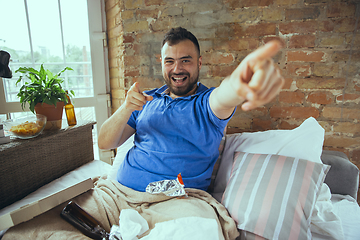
[98,27,284,192]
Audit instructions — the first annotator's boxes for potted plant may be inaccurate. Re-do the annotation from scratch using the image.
[15,64,75,130]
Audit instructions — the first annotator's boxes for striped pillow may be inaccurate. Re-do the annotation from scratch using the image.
[222,152,330,240]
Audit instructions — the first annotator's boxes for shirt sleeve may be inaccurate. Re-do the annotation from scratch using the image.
[205,88,236,131]
[127,110,140,129]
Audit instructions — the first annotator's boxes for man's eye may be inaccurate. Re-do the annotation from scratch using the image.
[165,61,173,64]
[182,60,190,63]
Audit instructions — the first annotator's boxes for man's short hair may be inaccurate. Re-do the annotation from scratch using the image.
[162,27,200,56]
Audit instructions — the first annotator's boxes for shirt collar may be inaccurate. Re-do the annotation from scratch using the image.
[155,82,208,99]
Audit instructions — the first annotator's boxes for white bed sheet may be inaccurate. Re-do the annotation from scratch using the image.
[1,159,359,240]
[0,160,111,237]
[331,194,360,240]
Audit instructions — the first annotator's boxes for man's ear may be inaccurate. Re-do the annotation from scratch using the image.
[198,56,202,70]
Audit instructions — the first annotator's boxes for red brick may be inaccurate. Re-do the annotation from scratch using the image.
[286,63,311,77]
[216,23,243,39]
[202,52,235,65]
[304,0,326,4]
[332,51,360,62]
[211,65,238,78]
[279,120,299,130]
[324,136,360,148]
[285,7,320,21]
[132,44,148,55]
[215,38,260,51]
[287,51,324,62]
[282,78,293,89]
[336,93,360,101]
[124,55,141,66]
[313,63,339,77]
[124,67,140,77]
[279,91,305,104]
[128,76,163,88]
[263,36,285,46]
[155,54,161,63]
[135,9,159,20]
[296,78,346,90]
[224,0,273,9]
[228,116,252,130]
[289,35,316,48]
[327,2,356,18]
[307,91,334,104]
[244,23,277,37]
[270,106,319,119]
[334,122,360,134]
[319,20,335,32]
[322,107,360,120]
[355,84,360,91]
[279,21,317,34]
[352,149,360,167]
[334,18,357,33]
[144,0,165,6]
[123,34,135,43]
[252,119,272,131]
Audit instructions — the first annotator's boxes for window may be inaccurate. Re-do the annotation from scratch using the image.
[0,0,112,162]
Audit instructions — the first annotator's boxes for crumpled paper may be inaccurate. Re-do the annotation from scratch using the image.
[109,209,149,240]
[145,173,187,197]
[109,209,220,240]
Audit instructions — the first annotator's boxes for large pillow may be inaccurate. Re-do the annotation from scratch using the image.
[212,117,325,195]
[222,152,330,240]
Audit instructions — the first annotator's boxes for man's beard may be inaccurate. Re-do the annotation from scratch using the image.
[164,69,200,97]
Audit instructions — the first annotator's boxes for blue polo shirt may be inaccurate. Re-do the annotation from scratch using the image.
[117,83,233,192]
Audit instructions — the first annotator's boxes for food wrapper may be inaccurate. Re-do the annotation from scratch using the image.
[146,173,187,197]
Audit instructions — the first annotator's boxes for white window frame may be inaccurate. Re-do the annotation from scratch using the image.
[0,0,112,162]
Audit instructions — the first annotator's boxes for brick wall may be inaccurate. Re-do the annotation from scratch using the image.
[104,0,360,170]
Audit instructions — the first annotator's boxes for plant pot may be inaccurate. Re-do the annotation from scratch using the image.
[34,102,64,130]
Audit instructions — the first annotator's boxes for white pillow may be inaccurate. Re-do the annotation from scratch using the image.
[107,135,135,180]
[213,117,325,195]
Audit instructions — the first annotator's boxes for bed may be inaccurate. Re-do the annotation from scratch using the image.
[1,117,359,239]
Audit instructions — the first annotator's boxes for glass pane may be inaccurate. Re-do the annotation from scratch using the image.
[0,0,94,103]
[27,0,63,64]
[61,0,93,97]
[0,114,6,123]
[0,0,31,102]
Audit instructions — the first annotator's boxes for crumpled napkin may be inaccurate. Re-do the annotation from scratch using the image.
[109,209,219,240]
[109,209,149,240]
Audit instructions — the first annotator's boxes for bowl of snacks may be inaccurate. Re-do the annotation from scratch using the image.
[3,114,47,139]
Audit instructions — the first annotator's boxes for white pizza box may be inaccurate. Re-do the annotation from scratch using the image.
[0,178,94,231]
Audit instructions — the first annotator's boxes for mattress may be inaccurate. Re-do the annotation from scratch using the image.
[0,160,111,237]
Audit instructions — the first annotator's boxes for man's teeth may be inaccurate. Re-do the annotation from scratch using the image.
[172,77,186,81]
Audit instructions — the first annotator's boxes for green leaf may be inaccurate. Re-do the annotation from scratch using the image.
[15,64,73,112]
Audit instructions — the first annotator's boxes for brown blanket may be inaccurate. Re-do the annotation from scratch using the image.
[3,177,239,240]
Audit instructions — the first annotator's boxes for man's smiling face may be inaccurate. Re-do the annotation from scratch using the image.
[161,39,202,99]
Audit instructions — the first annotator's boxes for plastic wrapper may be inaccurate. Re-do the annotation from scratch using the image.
[146,173,187,197]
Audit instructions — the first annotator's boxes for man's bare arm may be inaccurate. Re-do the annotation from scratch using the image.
[98,82,153,150]
[209,40,284,120]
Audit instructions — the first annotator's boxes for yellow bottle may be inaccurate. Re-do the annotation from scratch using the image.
[65,91,77,126]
